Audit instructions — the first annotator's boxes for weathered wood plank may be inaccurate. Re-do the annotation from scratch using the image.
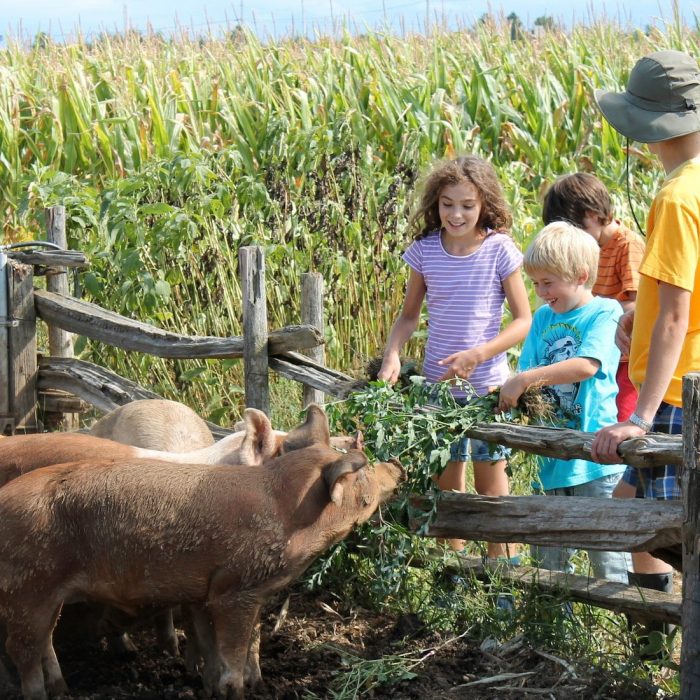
[301,272,325,407]
[0,251,9,424]
[681,373,700,698]
[37,390,90,414]
[38,356,160,413]
[440,555,681,625]
[461,422,683,469]
[269,351,357,396]
[7,261,38,431]
[240,246,269,413]
[37,356,234,440]
[34,289,322,359]
[45,206,78,430]
[6,249,87,269]
[45,207,74,363]
[411,493,682,552]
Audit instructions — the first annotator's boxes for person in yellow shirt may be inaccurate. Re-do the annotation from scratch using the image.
[591,50,700,647]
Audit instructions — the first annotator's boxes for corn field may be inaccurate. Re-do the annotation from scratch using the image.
[0,17,694,423]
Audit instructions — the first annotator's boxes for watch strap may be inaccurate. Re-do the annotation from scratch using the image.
[629,412,653,432]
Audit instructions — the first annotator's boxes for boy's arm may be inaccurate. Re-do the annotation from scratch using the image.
[498,357,600,411]
[591,281,690,462]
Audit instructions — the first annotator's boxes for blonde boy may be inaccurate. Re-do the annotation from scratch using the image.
[499,222,631,581]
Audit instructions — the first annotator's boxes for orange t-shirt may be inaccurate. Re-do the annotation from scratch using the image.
[592,223,645,302]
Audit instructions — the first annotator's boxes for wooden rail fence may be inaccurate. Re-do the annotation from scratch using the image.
[1,207,697,697]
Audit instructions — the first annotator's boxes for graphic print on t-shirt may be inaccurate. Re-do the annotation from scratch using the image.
[539,322,583,420]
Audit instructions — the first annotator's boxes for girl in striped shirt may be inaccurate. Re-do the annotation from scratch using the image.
[378,155,531,557]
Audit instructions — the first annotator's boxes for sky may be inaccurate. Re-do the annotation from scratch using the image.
[0,0,697,44]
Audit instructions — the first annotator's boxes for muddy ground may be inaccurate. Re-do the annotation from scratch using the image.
[2,588,672,700]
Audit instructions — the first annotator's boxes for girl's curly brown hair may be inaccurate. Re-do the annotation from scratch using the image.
[409,155,512,239]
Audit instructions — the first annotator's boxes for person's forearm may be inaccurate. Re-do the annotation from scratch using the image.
[383,316,419,357]
[468,317,531,365]
[634,313,688,422]
[518,357,599,390]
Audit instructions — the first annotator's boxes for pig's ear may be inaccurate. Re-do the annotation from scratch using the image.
[328,430,364,452]
[323,452,367,505]
[353,431,364,450]
[283,404,330,452]
[238,409,277,465]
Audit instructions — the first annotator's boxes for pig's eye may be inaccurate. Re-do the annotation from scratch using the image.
[332,446,348,454]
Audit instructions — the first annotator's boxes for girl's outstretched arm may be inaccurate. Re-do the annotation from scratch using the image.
[438,269,532,381]
[378,269,426,384]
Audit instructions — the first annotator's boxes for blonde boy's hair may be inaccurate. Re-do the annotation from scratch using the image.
[524,222,599,288]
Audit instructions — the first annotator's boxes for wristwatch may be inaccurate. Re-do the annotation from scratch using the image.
[628,412,653,432]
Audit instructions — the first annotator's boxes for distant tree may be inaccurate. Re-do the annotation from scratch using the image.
[32,31,51,50]
[228,24,247,45]
[534,15,558,31]
[507,12,524,41]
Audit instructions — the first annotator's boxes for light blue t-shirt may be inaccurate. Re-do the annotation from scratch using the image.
[518,296,626,490]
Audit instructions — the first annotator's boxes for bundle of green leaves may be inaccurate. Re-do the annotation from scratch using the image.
[307,377,555,611]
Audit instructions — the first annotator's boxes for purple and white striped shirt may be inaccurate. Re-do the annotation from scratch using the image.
[403,230,523,397]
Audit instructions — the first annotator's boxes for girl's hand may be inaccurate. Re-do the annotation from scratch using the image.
[616,310,634,355]
[377,354,401,384]
[498,375,527,412]
[437,349,481,382]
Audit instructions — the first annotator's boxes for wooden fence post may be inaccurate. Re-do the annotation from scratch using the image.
[0,250,11,433]
[301,272,324,408]
[7,260,38,432]
[45,206,78,429]
[681,372,700,698]
[240,245,269,415]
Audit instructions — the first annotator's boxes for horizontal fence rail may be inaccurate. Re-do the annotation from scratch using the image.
[34,289,323,359]
[411,493,682,552]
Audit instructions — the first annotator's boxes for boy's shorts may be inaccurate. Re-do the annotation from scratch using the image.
[620,401,682,500]
[447,396,510,463]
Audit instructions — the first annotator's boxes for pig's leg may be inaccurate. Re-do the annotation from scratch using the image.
[209,596,260,700]
[0,625,17,695]
[154,608,179,657]
[5,601,63,700]
[41,635,67,696]
[187,604,220,695]
[185,605,260,691]
[181,606,201,674]
[244,623,261,687]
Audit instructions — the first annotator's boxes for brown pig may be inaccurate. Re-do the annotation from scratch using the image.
[87,399,216,657]
[0,408,282,487]
[0,406,403,700]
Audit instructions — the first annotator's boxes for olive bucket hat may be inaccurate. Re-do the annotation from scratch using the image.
[594,50,700,142]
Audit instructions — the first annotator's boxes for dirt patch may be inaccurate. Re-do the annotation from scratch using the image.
[2,591,667,699]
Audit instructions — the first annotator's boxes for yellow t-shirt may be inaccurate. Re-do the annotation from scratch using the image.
[629,159,700,407]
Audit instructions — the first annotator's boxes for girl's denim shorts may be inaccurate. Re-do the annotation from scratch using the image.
[448,395,510,463]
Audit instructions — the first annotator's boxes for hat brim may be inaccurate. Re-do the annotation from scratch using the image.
[594,88,700,143]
